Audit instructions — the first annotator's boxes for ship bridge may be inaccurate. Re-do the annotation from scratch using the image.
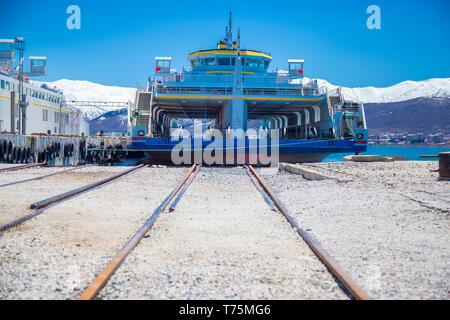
[137,53,334,140]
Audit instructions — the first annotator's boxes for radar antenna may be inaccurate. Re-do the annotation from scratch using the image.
[227,11,233,48]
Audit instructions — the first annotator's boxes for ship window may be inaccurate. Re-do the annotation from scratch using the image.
[217,57,230,65]
[0,43,12,51]
[6,81,10,90]
[263,60,270,68]
[289,62,303,70]
[156,60,170,68]
[202,57,215,66]
[55,112,59,123]
[31,60,45,67]
[42,109,48,121]
[191,58,200,68]
[0,80,4,89]
[247,58,260,67]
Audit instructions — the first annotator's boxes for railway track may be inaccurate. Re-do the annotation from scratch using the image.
[75,165,369,300]
[0,164,94,189]
[0,162,45,173]
[245,165,370,300]
[0,164,370,300]
[0,164,146,231]
[78,164,198,300]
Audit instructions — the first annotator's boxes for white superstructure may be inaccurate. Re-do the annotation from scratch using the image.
[0,37,88,136]
[0,73,88,135]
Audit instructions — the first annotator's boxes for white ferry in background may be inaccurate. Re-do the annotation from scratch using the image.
[0,38,88,136]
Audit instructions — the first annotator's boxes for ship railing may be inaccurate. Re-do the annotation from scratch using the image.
[155,85,233,95]
[154,84,323,97]
[333,104,362,113]
[175,73,306,86]
[165,127,338,141]
[327,87,341,97]
[342,105,362,112]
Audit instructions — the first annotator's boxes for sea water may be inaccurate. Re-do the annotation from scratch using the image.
[323,146,450,162]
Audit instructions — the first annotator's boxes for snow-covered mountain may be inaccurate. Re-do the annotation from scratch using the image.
[33,78,450,122]
[32,79,136,120]
[296,77,450,103]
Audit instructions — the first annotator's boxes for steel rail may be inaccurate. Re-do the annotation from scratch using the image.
[0,165,146,232]
[0,164,94,189]
[30,165,146,209]
[78,164,197,300]
[247,165,371,300]
[169,165,201,212]
[244,166,276,211]
[0,162,45,172]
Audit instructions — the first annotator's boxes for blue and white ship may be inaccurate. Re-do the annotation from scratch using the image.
[128,14,368,164]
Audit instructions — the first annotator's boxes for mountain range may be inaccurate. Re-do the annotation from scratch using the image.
[37,78,450,134]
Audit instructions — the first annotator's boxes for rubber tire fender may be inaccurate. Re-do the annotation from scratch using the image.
[25,147,31,164]
[43,150,49,164]
[37,151,43,163]
[63,144,69,157]
[56,142,61,157]
[13,147,19,164]
[69,143,74,156]
[18,148,25,164]
[6,141,13,161]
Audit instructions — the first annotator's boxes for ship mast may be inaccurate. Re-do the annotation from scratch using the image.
[226,11,233,48]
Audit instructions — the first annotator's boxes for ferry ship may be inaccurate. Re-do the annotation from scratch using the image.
[0,38,88,136]
[128,14,368,164]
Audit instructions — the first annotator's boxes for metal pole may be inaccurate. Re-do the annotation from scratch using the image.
[59,100,62,134]
[15,37,26,135]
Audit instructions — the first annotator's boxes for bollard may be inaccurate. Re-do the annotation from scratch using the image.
[439,152,450,180]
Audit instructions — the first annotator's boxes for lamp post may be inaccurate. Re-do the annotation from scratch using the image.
[14,37,26,135]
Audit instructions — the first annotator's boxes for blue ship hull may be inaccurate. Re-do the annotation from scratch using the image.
[128,137,367,164]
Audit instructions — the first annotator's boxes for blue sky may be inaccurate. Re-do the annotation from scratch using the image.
[1,0,449,88]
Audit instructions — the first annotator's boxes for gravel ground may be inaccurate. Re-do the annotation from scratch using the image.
[265,161,449,299]
[0,166,188,299]
[98,167,348,300]
[1,162,447,300]
[0,165,131,225]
